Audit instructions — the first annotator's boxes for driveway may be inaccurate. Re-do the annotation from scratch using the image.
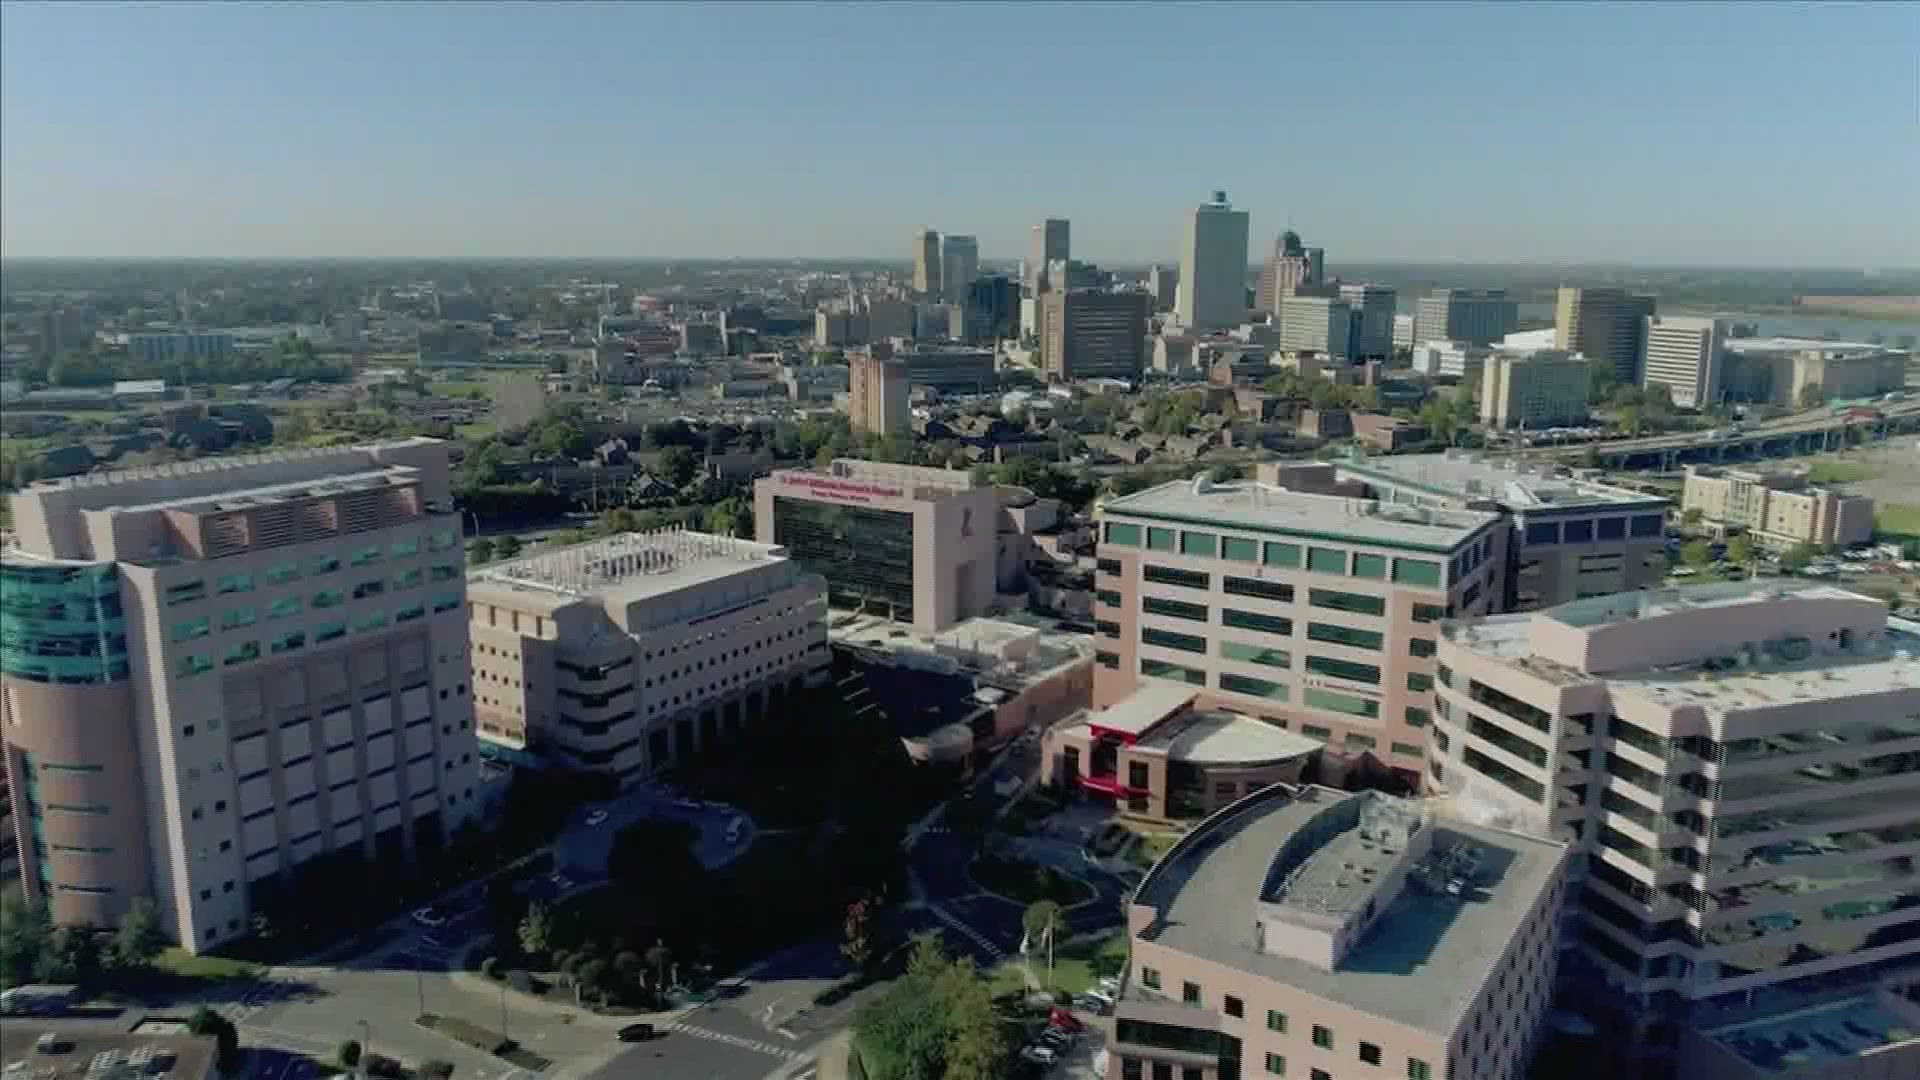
[554,786,755,877]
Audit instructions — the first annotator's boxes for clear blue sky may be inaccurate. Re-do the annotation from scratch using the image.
[3,1,1915,265]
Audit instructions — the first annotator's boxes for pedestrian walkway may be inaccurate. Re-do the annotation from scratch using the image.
[666,1021,803,1060]
[927,903,1005,961]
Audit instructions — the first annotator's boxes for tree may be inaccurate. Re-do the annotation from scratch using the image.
[517,902,552,960]
[1681,539,1714,568]
[841,897,874,972]
[467,537,496,565]
[187,1006,240,1074]
[1798,382,1827,411]
[644,939,673,993]
[45,926,102,984]
[1,891,52,988]
[1681,507,1704,529]
[1023,899,1061,985]
[1781,542,1820,573]
[852,933,1003,1080]
[113,896,166,970]
[339,1041,363,1069]
[656,445,699,488]
[494,535,524,560]
[577,958,610,1006]
[1726,534,1754,568]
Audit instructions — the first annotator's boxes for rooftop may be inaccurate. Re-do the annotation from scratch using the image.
[107,468,413,515]
[470,529,783,610]
[1702,995,1920,1074]
[1086,682,1196,737]
[1133,786,1565,1035]
[1103,478,1499,553]
[1726,337,1900,357]
[1338,450,1663,511]
[0,1026,216,1080]
[829,611,1093,692]
[1135,712,1320,766]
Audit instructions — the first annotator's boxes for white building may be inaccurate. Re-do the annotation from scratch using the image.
[1176,190,1250,333]
[1641,315,1729,409]
[1410,340,1494,382]
[1480,349,1590,429]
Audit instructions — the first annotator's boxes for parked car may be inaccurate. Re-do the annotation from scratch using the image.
[616,1023,658,1042]
[1019,1046,1057,1066]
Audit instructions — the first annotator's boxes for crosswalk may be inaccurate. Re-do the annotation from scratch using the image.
[928,904,1006,960]
[664,1021,802,1060]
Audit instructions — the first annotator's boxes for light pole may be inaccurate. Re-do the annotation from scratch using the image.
[499,983,509,1042]
[357,1020,371,1079]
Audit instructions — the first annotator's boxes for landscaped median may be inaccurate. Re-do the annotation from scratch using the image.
[414,1014,551,1073]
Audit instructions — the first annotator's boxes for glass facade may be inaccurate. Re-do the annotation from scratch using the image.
[774,497,917,621]
[0,561,130,684]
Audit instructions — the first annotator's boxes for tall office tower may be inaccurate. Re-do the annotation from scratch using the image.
[1147,264,1180,312]
[0,439,480,953]
[938,234,978,303]
[1480,349,1592,429]
[1093,476,1507,790]
[1027,219,1070,292]
[1555,286,1657,383]
[466,531,829,786]
[912,228,942,299]
[1339,283,1397,360]
[1641,314,1729,409]
[1278,294,1354,359]
[1414,288,1519,346]
[1176,190,1251,332]
[846,346,911,435]
[1432,584,1920,1070]
[1254,229,1326,314]
[1038,289,1150,382]
[961,275,1021,343]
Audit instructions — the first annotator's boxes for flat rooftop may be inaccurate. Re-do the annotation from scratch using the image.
[1134,710,1324,766]
[1548,581,1865,629]
[1086,682,1196,736]
[106,468,412,515]
[470,530,785,611]
[1726,337,1898,356]
[1133,787,1565,1035]
[829,611,1093,692]
[1337,452,1664,511]
[0,1026,216,1080]
[1702,995,1920,1074]
[1104,479,1499,553]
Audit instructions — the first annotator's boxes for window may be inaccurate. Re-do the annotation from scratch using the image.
[1303,688,1380,718]
[1225,995,1243,1018]
[175,654,212,677]
[1407,672,1433,692]
[1305,654,1380,684]
[1394,558,1443,587]
[1097,620,1120,638]
[1312,1071,1331,1080]
[269,596,302,619]
[1143,627,1207,654]
[1464,747,1545,801]
[1408,1060,1431,1080]
[1313,1025,1333,1050]
[1405,707,1432,727]
[313,588,346,608]
[1098,558,1123,576]
[170,616,211,643]
[394,604,426,623]
[352,579,385,600]
[1307,547,1346,575]
[1264,541,1302,568]
[1266,1010,1288,1033]
[1143,596,1209,622]
[216,572,254,595]
[1096,651,1119,669]
[353,611,388,632]
[310,554,340,574]
[1345,732,1377,751]
[1266,1054,1287,1076]
[223,641,259,666]
[1181,981,1201,1005]
[430,563,459,582]
[165,580,206,606]
[1144,564,1210,590]
[1223,608,1292,635]
[1223,537,1259,562]
[1411,602,1447,623]
[1352,553,1387,579]
[1147,527,1176,553]
[391,537,420,557]
[1181,531,1217,557]
[1224,576,1293,602]
[1141,659,1205,685]
[392,568,424,590]
[1106,522,1142,546]
[315,621,347,643]
[1220,673,1287,701]
[1309,588,1385,617]
[1301,724,1331,739]
[1391,741,1424,758]
[1631,514,1664,537]
[1564,519,1594,543]
[1409,638,1436,658]
[432,591,461,613]
[1141,967,1161,989]
[1307,623,1384,652]
[349,545,382,566]
[270,631,306,655]
[429,528,458,551]
[1597,516,1627,540]
[1525,521,1560,545]
[1360,1041,1382,1065]
[220,607,257,630]
[266,562,300,585]
[1221,640,1290,668]
[1097,589,1122,607]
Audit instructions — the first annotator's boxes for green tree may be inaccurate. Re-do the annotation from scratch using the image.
[187,1006,241,1074]
[1781,542,1820,573]
[576,958,610,1006]
[536,420,591,460]
[1681,539,1714,568]
[45,926,103,983]
[494,535,524,560]
[113,896,166,971]
[1726,534,1754,568]
[0,891,52,988]
[1681,507,1704,529]
[851,933,1002,1080]
[841,897,873,971]
[467,537,496,565]
[339,1041,363,1069]
[656,445,699,487]
[517,902,552,960]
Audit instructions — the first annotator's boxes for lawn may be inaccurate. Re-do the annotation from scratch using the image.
[987,930,1128,998]
[1806,460,1877,485]
[155,948,262,981]
[1876,504,1920,540]
[968,855,1092,908]
[1125,830,1183,870]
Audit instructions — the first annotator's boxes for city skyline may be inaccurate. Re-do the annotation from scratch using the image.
[2,2,1916,266]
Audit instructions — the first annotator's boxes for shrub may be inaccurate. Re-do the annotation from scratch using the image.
[338,1040,363,1069]
[420,1061,455,1080]
[480,956,499,980]
[364,1054,406,1080]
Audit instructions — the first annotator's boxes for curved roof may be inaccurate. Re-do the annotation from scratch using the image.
[1138,709,1321,765]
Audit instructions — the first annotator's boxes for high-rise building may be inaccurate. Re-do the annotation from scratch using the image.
[1,439,480,952]
[961,275,1021,344]
[1254,229,1326,314]
[1093,476,1507,788]
[1480,349,1591,429]
[1027,219,1070,292]
[1681,465,1876,548]
[1278,294,1353,360]
[1177,191,1251,332]
[1641,315,1729,409]
[1432,584,1920,1068]
[1414,289,1518,347]
[938,234,978,303]
[1147,264,1180,312]
[1340,284,1397,360]
[1555,287,1657,383]
[465,531,829,785]
[1038,289,1150,383]
[912,228,942,299]
[1393,313,1416,351]
[846,346,911,436]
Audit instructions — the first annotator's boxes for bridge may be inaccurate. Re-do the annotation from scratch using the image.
[1504,399,1920,471]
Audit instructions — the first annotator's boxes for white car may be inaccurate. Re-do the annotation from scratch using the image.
[1019,1046,1057,1066]
[585,809,610,827]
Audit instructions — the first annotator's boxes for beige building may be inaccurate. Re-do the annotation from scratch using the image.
[1720,338,1909,407]
[1177,191,1251,333]
[755,460,1001,633]
[2,439,480,952]
[1415,288,1518,347]
[1095,475,1507,788]
[1642,315,1730,409]
[1039,288,1150,382]
[465,531,827,785]
[1112,784,1571,1080]
[912,228,941,299]
[1480,348,1590,430]
[1555,286,1656,383]
[1682,465,1875,548]
[845,347,910,436]
[1432,584,1920,1073]
[1254,229,1325,315]
[1028,218,1070,292]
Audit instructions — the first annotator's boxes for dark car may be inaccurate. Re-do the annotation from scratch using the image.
[617,1023,658,1042]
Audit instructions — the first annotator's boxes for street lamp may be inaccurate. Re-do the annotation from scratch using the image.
[357,1020,371,1080]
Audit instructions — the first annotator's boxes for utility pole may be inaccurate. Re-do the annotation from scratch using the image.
[416,969,426,1017]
